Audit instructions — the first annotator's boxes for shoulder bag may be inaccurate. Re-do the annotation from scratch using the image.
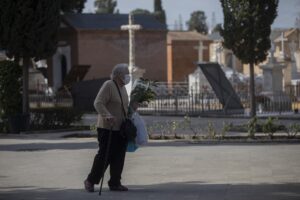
[113,81,137,141]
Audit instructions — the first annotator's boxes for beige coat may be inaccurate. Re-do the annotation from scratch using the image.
[94,80,129,131]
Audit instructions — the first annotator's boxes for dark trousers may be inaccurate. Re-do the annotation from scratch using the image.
[87,128,127,186]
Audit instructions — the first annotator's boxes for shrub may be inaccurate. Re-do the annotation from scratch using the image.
[207,122,216,139]
[262,117,277,139]
[0,121,4,133]
[248,117,257,138]
[221,122,230,139]
[286,123,300,138]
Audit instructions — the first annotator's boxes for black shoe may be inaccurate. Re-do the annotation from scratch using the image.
[84,179,94,192]
[109,185,128,191]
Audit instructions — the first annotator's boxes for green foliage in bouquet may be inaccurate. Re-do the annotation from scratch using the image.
[130,78,157,104]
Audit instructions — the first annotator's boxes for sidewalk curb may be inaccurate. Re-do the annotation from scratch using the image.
[146,139,300,145]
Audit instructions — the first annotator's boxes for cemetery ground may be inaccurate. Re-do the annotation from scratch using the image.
[0,115,300,199]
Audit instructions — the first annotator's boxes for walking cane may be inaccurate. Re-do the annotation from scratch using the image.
[99,125,113,196]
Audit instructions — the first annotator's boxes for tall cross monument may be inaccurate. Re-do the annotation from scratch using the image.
[194,41,207,62]
[121,13,146,95]
[189,41,209,95]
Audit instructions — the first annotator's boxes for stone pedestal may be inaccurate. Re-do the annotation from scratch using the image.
[260,54,286,93]
[259,49,291,112]
[261,65,285,93]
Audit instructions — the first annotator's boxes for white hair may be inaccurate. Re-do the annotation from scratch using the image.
[110,63,129,79]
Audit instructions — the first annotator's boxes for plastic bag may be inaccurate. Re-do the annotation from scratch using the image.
[127,141,138,152]
[131,112,148,145]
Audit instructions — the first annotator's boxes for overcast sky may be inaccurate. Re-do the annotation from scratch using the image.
[83,0,300,30]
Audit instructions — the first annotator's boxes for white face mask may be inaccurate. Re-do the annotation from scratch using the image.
[123,74,131,85]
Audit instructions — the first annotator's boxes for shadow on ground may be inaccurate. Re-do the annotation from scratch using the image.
[0,141,98,151]
[0,182,299,200]
[1,140,300,152]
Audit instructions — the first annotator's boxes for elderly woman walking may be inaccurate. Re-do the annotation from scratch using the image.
[84,63,130,192]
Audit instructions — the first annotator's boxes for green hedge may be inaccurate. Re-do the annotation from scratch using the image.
[30,107,83,130]
[0,121,4,133]
[0,60,22,133]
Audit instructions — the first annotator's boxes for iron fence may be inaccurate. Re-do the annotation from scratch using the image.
[28,82,300,115]
[138,93,224,116]
[29,93,73,108]
[285,84,300,99]
[138,83,300,116]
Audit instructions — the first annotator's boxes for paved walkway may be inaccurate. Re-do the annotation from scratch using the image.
[0,133,300,200]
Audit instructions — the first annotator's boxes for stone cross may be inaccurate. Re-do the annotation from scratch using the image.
[279,32,288,59]
[121,13,142,74]
[194,41,207,62]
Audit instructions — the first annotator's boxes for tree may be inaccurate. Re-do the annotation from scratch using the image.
[0,0,61,115]
[186,11,208,34]
[61,0,87,13]
[131,9,151,15]
[220,0,278,117]
[0,61,22,117]
[154,0,166,24]
[212,23,222,33]
[94,0,117,14]
[0,61,22,132]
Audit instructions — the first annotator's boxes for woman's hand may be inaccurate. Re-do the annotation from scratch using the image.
[104,116,115,126]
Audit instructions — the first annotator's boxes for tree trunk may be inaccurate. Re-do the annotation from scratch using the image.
[22,57,30,114]
[249,62,256,117]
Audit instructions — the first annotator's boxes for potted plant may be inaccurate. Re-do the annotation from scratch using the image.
[0,60,24,133]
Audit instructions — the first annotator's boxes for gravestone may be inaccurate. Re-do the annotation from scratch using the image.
[260,44,286,93]
[189,41,210,95]
[29,67,47,93]
[188,66,211,95]
[259,44,291,112]
[198,62,244,114]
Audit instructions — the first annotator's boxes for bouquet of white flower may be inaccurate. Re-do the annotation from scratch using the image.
[130,78,157,105]
[126,78,157,152]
